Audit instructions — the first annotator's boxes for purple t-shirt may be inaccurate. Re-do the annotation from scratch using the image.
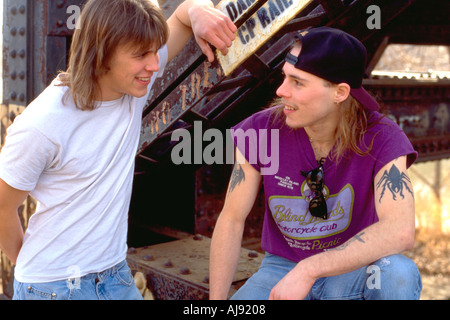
[232,106,417,262]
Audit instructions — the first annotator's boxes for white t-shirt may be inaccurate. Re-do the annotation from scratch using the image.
[0,46,168,283]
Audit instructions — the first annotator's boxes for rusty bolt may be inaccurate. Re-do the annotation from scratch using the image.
[56,0,65,9]
[163,260,173,268]
[143,254,154,261]
[9,111,16,122]
[248,250,258,258]
[180,267,191,275]
[193,234,203,241]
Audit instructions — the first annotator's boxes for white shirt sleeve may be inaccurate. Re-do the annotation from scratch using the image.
[0,122,58,191]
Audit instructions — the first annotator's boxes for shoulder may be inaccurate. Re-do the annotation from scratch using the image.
[9,80,77,139]
[365,111,418,170]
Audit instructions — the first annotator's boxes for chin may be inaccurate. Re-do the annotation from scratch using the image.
[285,118,303,129]
[130,90,148,98]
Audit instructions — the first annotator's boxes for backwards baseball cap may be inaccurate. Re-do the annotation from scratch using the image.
[285,26,379,111]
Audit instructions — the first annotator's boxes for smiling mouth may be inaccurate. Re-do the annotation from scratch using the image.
[136,77,151,82]
[284,105,297,111]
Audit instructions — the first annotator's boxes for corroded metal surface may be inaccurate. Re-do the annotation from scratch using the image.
[137,0,317,156]
[127,236,263,300]
[364,77,450,162]
[217,0,313,76]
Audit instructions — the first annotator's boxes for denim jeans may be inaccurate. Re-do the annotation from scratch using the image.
[231,253,422,300]
[13,260,143,300]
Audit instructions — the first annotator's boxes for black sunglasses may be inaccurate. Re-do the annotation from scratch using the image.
[301,158,328,219]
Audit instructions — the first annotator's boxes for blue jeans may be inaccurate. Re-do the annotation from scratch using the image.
[231,253,422,300]
[13,260,143,300]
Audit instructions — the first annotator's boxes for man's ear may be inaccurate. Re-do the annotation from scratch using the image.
[335,83,351,103]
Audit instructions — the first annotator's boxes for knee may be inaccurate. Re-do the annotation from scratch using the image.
[365,255,422,300]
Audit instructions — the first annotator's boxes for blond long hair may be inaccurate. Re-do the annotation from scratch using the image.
[59,0,169,110]
[271,38,380,162]
[271,91,378,163]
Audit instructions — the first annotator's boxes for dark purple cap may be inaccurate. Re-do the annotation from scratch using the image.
[285,27,379,111]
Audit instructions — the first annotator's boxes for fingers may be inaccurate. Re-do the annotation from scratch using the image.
[196,37,214,62]
[192,8,237,62]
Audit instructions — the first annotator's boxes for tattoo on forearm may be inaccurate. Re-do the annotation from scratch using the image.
[325,232,366,251]
[376,164,413,202]
[228,164,245,194]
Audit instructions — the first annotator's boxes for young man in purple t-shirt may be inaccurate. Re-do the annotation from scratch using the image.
[210,27,422,300]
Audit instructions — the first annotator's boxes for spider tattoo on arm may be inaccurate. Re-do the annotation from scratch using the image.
[376,164,413,202]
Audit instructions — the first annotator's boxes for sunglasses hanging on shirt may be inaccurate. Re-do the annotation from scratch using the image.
[301,158,328,219]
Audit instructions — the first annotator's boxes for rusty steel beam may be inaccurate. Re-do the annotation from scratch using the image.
[138,0,318,156]
[126,236,262,300]
[364,79,450,162]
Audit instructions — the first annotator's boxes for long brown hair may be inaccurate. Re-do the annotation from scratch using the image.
[59,0,169,110]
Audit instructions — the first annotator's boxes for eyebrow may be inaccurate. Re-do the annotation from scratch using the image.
[282,71,309,83]
[281,65,309,82]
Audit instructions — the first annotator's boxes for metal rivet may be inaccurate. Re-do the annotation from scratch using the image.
[27,286,32,291]
[10,27,17,36]
[180,267,190,275]
[19,5,26,14]
[19,28,26,36]
[127,247,137,254]
[248,250,258,258]
[10,92,17,101]
[18,71,25,80]
[51,293,56,297]
[10,7,17,15]
[163,260,173,268]
[143,254,154,261]
[56,0,65,9]
[10,50,17,58]
[19,94,25,102]
[193,234,203,240]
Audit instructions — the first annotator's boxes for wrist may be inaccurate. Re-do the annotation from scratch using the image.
[187,0,214,21]
[296,258,322,282]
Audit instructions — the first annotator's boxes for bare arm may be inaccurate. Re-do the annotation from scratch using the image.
[0,179,29,265]
[269,156,415,300]
[165,0,236,62]
[209,148,262,300]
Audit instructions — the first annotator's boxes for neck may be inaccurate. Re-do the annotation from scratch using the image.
[304,127,335,145]
[305,127,335,161]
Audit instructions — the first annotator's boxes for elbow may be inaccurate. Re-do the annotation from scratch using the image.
[399,226,416,251]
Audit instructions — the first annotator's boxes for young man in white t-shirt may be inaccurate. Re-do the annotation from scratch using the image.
[0,0,236,300]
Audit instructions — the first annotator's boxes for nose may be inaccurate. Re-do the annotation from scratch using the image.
[145,53,159,72]
[276,78,290,98]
